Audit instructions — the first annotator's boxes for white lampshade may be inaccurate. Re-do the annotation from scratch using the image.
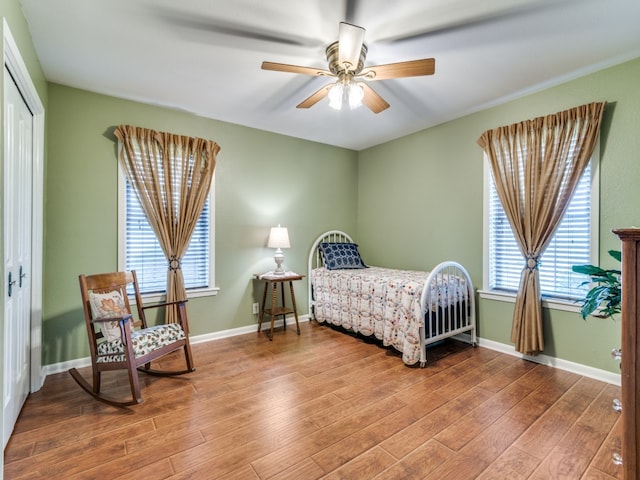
[267,225,290,249]
[347,82,364,109]
[267,224,290,274]
[328,82,344,110]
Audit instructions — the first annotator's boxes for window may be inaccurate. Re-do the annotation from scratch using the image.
[484,150,598,303]
[118,170,216,298]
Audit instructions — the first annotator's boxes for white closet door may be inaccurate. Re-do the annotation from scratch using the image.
[3,65,33,449]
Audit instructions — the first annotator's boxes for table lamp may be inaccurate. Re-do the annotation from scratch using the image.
[267,224,290,274]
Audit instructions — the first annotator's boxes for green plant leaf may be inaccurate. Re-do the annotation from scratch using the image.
[572,251,621,320]
[572,264,604,275]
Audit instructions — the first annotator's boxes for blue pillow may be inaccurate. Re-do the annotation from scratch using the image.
[319,242,368,270]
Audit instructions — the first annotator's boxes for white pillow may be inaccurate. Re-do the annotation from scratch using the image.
[88,290,128,342]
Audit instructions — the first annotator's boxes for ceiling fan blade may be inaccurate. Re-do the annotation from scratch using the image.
[338,22,366,70]
[361,84,390,114]
[156,7,323,48]
[261,62,332,77]
[360,59,435,81]
[296,85,332,109]
[372,0,560,43]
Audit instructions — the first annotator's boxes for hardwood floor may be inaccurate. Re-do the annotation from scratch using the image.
[4,321,623,479]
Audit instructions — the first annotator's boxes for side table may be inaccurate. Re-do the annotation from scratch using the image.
[254,273,305,340]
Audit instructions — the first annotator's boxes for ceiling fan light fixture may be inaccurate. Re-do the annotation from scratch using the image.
[347,82,364,110]
[327,78,363,111]
[328,82,344,110]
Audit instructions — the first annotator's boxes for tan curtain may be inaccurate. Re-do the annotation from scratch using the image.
[114,125,220,323]
[477,102,605,355]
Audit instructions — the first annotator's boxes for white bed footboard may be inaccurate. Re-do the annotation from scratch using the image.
[419,261,477,366]
[308,231,477,367]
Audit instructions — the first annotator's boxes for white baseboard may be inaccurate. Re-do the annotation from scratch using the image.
[477,337,621,387]
[41,317,619,387]
[42,315,310,377]
[190,314,309,344]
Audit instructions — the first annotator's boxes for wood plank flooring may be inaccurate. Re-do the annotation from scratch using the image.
[4,321,623,479]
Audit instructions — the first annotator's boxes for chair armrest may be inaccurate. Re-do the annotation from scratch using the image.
[90,314,133,324]
[91,314,135,345]
[141,299,188,311]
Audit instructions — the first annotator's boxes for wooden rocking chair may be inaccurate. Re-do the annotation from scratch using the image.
[69,270,195,407]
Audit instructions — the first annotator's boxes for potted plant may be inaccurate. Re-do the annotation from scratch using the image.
[572,250,621,319]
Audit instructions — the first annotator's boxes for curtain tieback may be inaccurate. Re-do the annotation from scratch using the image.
[168,256,182,271]
[525,254,540,271]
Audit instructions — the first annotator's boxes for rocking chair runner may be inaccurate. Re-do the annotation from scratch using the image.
[69,270,195,407]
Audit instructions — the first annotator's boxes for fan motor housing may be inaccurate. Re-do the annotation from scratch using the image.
[325,41,368,75]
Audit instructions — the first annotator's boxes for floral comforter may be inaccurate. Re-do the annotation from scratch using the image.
[311,266,467,365]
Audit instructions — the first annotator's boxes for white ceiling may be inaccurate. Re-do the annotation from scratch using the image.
[18,0,640,151]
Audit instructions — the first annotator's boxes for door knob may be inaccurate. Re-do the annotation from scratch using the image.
[8,271,17,297]
[19,265,27,287]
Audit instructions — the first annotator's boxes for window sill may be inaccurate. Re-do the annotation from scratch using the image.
[136,287,220,305]
[478,289,581,314]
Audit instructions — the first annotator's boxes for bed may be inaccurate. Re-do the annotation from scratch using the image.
[308,230,476,366]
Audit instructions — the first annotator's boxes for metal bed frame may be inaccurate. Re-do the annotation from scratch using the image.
[308,230,476,366]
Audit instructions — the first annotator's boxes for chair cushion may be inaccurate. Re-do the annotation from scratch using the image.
[89,290,127,342]
[96,323,186,363]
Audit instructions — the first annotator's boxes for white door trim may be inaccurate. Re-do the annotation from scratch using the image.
[3,19,45,392]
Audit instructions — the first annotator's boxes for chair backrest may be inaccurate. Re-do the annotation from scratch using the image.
[79,271,147,353]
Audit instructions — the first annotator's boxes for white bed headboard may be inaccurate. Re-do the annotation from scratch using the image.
[307,230,354,317]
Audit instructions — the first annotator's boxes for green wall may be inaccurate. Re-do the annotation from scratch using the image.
[358,57,640,373]
[43,84,358,365]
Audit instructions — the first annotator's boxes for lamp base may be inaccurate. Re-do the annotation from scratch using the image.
[273,249,285,275]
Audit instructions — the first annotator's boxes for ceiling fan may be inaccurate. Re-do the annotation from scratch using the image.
[261,22,435,114]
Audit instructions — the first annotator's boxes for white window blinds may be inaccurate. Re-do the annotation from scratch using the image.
[124,180,210,295]
[488,162,592,300]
